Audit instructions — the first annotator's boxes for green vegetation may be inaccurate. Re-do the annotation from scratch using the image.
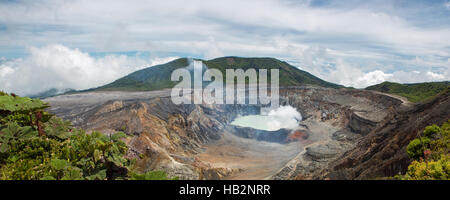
[394,120,449,180]
[130,170,178,180]
[93,58,190,92]
[204,57,341,88]
[366,81,450,103]
[0,92,176,180]
[95,57,342,92]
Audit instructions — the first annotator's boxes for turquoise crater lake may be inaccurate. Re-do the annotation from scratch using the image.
[230,106,302,131]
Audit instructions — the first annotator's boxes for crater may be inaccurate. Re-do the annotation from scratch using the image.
[44,86,403,180]
[230,105,303,131]
[231,115,274,131]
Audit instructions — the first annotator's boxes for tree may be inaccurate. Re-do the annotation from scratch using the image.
[396,120,449,180]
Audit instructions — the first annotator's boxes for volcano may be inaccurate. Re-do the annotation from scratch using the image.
[89,57,341,92]
[43,57,450,180]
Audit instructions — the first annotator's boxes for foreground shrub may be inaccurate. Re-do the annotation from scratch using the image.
[0,93,175,180]
[406,137,431,160]
[398,155,449,180]
[395,120,449,180]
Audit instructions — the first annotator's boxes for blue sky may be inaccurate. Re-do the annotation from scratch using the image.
[0,0,449,95]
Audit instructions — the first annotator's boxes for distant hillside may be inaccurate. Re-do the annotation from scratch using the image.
[204,57,341,88]
[94,57,342,91]
[29,88,76,99]
[366,81,450,103]
[93,58,189,91]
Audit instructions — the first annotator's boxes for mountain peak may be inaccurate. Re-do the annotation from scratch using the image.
[93,57,342,92]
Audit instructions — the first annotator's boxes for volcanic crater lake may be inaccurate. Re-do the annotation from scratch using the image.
[230,106,303,132]
[230,115,275,131]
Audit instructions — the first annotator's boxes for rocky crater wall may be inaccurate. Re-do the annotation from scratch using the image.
[44,86,405,179]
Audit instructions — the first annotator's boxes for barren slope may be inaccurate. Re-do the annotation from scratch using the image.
[44,86,405,179]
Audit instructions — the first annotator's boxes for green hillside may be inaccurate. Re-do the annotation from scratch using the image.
[366,81,450,103]
[94,58,190,91]
[94,57,342,91]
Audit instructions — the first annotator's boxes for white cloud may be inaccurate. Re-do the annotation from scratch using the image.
[291,45,449,88]
[336,69,448,88]
[0,66,14,77]
[355,70,394,87]
[445,2,450,10]
[0,0,449,92]
[427,71,445,79]
[1,0,450,57]
[319,61,447,88]
[0,44,177,95]
[390,70,447,83]
[321,59,393,88]
[265,105,302,131]
[231,105,302,131]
